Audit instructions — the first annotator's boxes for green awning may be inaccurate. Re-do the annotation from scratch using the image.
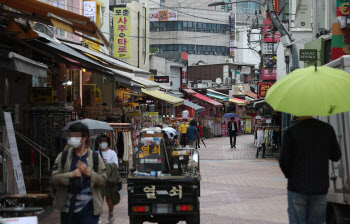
[207,93,228,101]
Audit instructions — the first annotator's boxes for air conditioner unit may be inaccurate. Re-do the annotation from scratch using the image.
[225,58,234,63]
[202,80,212,88]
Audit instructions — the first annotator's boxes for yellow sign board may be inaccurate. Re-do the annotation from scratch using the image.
[145,112,159,116]
[30,87,54,103]
[245,119,251,133]
[114,8,131,58]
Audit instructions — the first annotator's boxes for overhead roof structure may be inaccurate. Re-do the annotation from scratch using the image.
[193,93,223,107]
[0,0,109,47]
[166,93,204,112]
[141,89,184,107]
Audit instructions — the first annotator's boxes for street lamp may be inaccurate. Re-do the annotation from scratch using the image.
[208,0,264,7]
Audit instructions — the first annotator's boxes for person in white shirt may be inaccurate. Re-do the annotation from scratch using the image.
[97,135,118,224]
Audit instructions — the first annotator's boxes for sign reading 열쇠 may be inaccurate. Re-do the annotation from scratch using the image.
[114,8,131,58]
[257,82,274,99]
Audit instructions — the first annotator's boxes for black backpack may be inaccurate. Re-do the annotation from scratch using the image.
[61,150,99,172]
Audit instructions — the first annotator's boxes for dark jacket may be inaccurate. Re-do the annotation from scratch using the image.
[228,121,238,134]
[186,125,200,141]
[279,118,341,195]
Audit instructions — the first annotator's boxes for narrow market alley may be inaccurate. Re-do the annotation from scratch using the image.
[40,134,288,224]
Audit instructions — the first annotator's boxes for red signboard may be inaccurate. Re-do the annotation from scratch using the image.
[336,0,350,16]
[263,20,281,43]
[257,82,274,99]
[262,69,277,80]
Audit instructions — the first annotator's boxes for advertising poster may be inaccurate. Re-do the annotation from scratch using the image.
[181,64,188,86]
[114,8,131,58]
[245,119,251,133]
[83,1,96,22]
[221,124,227,137]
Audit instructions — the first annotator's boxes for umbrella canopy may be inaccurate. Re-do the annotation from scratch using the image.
[62,119,113,135]
[265,66,350,116]
[222,113,239,118]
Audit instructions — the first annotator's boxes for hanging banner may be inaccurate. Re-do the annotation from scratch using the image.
[4,112,26,194]
[229,14,235,59]
[149,10,178,21]
[221,124,227,137]
[114,8,131,58]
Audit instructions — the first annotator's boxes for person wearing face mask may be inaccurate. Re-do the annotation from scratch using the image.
[51,123,106,224]
[96,135,119,224]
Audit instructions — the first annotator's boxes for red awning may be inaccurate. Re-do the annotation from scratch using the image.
[245,92,257,99]
[181,88,196,95]
[193,93,223,107]
[233,97,249,104]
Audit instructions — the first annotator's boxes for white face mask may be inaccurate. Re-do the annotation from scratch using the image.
[99,142,108,149]
[67,137,82,148]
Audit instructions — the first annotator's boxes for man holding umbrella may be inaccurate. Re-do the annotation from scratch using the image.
[51,123,107,224]
[227,117,238,148]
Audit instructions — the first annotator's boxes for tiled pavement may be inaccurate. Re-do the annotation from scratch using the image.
[40,134,289,224]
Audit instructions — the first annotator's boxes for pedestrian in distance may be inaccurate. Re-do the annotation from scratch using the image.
[186,120,200,148]
[179,120,189,147]
[279,116,341,224]
[196,121,203,149]
[96,134,120,224]
[51,123,107,224]
[228,117,238,148]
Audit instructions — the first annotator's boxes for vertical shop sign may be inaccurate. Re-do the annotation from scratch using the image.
[83,1,97,22]
[332,23,350,60]
[114,8,131,58]
[229,14,235,60]
[257,82,274,99]
[4,112,26,194]
[181,65,188,86]
[337,0,350,16]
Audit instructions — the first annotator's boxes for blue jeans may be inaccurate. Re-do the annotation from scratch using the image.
[61,201,99,224]
[288,190,327,224]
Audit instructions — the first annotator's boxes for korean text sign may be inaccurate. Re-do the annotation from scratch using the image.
[257,82,274,99]
[114,8,131,58]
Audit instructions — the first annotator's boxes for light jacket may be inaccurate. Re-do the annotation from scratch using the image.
[51,147,107,215]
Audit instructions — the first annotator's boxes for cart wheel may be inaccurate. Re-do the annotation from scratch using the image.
[129,216,143,224]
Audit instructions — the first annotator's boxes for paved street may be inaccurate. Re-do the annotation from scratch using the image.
[40,134,288,224]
